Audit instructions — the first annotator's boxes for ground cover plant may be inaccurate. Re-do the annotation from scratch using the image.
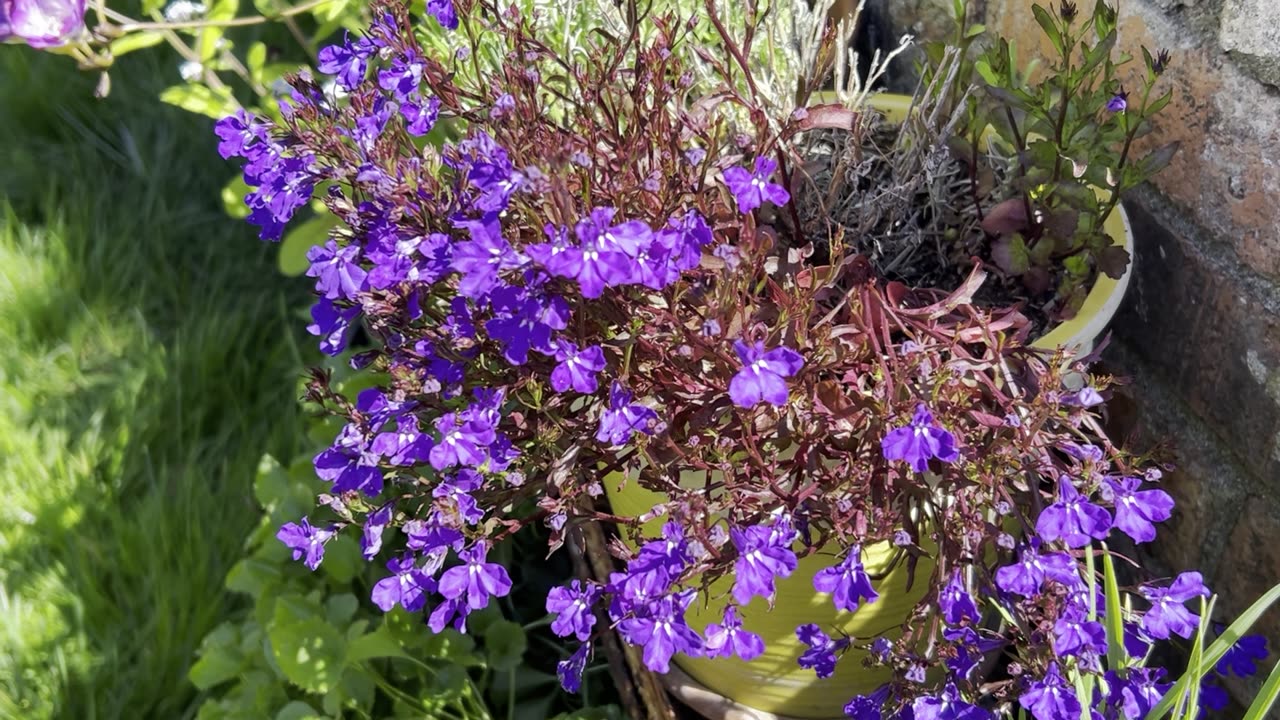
[0,46,307,719]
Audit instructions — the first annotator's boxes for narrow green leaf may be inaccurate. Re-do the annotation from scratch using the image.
[1101,547,1126,671]
[109,31,166,56]
[200,0,240,62]
[1241,653,1280,720]
[160,84,238,120]
[1031,4,1065,56]
[247,42,268,84]
[1146,89,1174,117]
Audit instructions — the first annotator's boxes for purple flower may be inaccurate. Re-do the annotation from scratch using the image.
[938,571,980,625]
[6,0,86,47]
[1020,663,1081,720]
[1053,610,1107,660]
[428,596,470,633]
[557,644,589,693]
[551,341,607,394]
[426,0,458,29]
[658,210,712,273]
[1110,668,1171,720]
[995,544,1081,596]
[595,382,658,447]
[617,591,703,673]
[484,286,568,365]
[1035,478,1113,548]
[404,518,464,554]
[913,683,990,720]
[844,686,890,720]
[371,415,434,466]
[796,624,847,678]
[277,518,334,570]
[450,214,522,300]
[703,606,765,661]
[1103,476,1174,543]
[306,240,368,301]
[729,340,804,408]
[402,93,441,136]
[1217,633,1269,677]
[1200,679,1231,713]
[371,554,436,612]
[377,49,426,102]
[546,580,602,642]
[813,546,879,613]
[730,517,798,606]
[1140,571,1209,640]
[314,424,384,496]
[306,299,359,356]
[214,110,269,160]
[317,34,374,90]
[943,626,1004,680]
[429,410,496,470]
[438,543,513,611]
[564,208,642,297]
[881,404,960,473]
[1106,91,1129,113]
[361,504,393,559]
[723,157,791,213]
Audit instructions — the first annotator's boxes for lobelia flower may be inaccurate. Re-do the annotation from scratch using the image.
[437,543,513,611]
[450,214,522,300]
[306,240,368,301]
[1140,571,1209,640]
[995,543,1081,596]
[377,49,426,102]
[796,624,848,679]
[844,685,890,720]
[556,644,589,693]
[938,571,981,625]
[563,208,644,297]
[306,298,359,356]
[314,423,384,496]
[703,605,765,661]
[881,404,960,473]
[722,156,791,213]
[429,410,496,470]
[813,545,879,613]
[317,33,375,91]
[1035,477,1113,548]
[1216,632,1269,677]
[1106,90,1129,113]
[617,590,704,673]
[595,382,658,446]
[912,682,991,720]
[546,580,602,642]
[1102,476,1174,543]
[404,518,464,554]
[1199,679,1231,714]
[361,504,393,559]
[5,0,86,48]
[401,93,441,136]
[371,554,436,612]
[214,110,270,160]
[426,0,458,29]
[1108,668,1171,720]
[730,517,799,606]
[371,415,434,466]
[728,340,805,408]
[943,626,1004,680]
[1053,606,1108,661]
[1020,663,1082,720]
[277,517,335,570]
[428,596,470,633]
[551,341,607,394]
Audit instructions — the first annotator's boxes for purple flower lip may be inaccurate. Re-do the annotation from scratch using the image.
[1106,90,1129,113]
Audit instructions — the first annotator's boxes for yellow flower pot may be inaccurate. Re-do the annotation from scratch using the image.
[601,94,1134,719]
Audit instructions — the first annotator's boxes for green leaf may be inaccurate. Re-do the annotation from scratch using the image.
[190,624,246,690]
[110,31,166,56]
[278,215,336,277]
[1242,652,1280,720]
[247,42,268,85]
[201,0,240,62]
[347,624,412,663]
[1031,4,1064,56]
[316,0,353,22]
[325,593,359,625]
[1146,89,1173,117]
[275,701,325,720]
[423,627,485,666]
[269,613,347,694]
[227,557,284,598]
[160,84,238,120]
[1101,547,1126,671]
[320,534,362,584]
[483,619,527,671]
[221,174,252,219]
[991,235,1031,274]
[964,23,986,39]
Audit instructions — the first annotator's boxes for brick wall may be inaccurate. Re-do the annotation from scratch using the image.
[864,0,1280,704]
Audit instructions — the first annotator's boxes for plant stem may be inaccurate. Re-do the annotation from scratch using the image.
[109,0,333,32]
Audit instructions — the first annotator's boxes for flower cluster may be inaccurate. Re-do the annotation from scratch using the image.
[221,1,1266,718]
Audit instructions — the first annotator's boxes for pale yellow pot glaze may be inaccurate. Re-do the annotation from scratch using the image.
[601,93,1133,718]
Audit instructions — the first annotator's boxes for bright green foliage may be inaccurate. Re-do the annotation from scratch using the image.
[0,46,307,719]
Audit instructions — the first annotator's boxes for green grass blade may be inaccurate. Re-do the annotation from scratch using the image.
[1241,652,1280,720]
[1101,546,1125,671]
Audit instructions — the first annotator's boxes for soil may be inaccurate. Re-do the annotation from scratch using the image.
[792,114,1073,337]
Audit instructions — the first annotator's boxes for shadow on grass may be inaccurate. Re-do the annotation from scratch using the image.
[0,47,312,720]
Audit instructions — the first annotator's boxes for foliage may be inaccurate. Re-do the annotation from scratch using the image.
[190,367,620,720]
[0,45,306,719]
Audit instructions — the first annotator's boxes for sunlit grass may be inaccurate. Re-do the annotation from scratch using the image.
[0,46,309,720]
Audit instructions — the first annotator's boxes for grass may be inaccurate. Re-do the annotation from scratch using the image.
[0,46,311,719]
